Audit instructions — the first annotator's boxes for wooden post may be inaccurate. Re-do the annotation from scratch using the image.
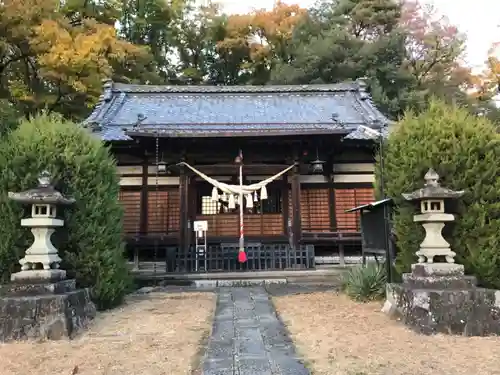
[134,156,149,271]
[327,156,336,232]
[139,157,149,234]
[291,161,301,251]
[187,175,196,252]
[282,174,289,235]
[179,162,189,265]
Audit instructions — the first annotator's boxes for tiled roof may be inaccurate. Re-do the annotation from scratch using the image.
[83,79,389,140]
[344,125,390,140]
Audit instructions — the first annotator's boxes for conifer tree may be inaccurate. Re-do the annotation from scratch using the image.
[379,100,500,288]
[0,113,131,309]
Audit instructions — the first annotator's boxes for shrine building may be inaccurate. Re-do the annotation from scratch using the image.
[83,79,387,273]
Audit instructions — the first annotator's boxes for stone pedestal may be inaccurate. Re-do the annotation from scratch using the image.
[0,279,96,341]
[383,264,500,336]
[19,217,64,271]
[414,213,456,263]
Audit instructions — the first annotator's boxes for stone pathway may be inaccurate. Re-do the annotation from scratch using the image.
[202,287,310,375]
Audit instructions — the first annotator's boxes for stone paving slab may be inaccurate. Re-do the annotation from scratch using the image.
[265,283,339,297]
[201,287,310,375]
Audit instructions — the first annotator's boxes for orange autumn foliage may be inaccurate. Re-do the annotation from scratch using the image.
[218,2,306,65]
[0,0,151,114]
[33,18,148,98]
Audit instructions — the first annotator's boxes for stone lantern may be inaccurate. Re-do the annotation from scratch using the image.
[383,168,500,336]
[8,170,75,282]
[402,168,464,265]
[0,171,96,342]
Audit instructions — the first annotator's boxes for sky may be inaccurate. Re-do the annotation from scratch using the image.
[216,0,499,73]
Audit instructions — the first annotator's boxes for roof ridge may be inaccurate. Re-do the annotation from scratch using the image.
[109,81,365,94]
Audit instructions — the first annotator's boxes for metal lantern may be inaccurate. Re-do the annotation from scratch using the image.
[157,161,167,174]
[309,147,325,175]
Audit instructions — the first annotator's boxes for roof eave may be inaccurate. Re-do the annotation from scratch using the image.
[124,129,351,139]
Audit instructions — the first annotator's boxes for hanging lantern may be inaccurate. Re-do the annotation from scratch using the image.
[310,159,325,174]
[260,185,268,200]
[211,186,219,201]
[310,146,325,175]
[157,160,167,174]
[157,150,167,174]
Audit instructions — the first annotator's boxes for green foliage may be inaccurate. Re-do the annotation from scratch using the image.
[0,99,21,137]
[342,262,387,302]
[0,0,491,122]
[0,113,132,309]
[378,99,500,288]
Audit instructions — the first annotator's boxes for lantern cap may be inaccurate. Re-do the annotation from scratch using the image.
[8,170,75,205]
[402,168,465,201]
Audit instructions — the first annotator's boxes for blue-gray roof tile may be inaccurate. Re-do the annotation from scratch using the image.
[83,80,389,140]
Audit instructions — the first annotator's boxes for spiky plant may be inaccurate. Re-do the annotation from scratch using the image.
[342,263,387,302]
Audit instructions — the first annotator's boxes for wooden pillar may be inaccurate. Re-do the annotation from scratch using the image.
[291,161,301,250]
[139,157,149,234]
[134,156,149,271]
[282,174,289,235]
[327,156,336,233]
[186,175,197,251]
[179,163,189,258]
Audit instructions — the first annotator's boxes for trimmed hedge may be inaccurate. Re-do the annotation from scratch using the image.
[0,113,132,309]
[377,99,500,288]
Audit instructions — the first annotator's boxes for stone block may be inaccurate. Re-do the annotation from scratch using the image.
[11,269,67,283]
[402,273,477,289]
[194,280,218,288]
[202,358,235,375]
[385,282,500,336]
[411,263,464,277]
[0,286,96,342]
[0,279,76,297]
[237,357,273,375]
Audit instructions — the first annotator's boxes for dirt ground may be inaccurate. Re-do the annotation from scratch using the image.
[273,291,500,375]
[0,292,215,375]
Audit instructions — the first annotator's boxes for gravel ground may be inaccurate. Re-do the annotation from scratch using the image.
[0,292,216,375]
[273,291,500,375]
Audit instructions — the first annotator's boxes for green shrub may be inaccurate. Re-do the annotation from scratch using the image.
[0,113,132,309]
[0,99,20,137]
[377,99,500,288]
[342,263,387,302]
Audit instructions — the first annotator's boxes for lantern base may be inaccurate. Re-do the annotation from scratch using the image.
[11,269,66,283]
[0,278,96,342]
[1,278,75,297]
[383,262,500,336]
[411,263,464,277]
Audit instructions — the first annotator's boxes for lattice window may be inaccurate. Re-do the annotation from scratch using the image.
[197,185,224,215]
[118,189,141,234]
[334,187,374,232]
[196,182,282,215]
[300,188,331,232]
[148,188,180,234]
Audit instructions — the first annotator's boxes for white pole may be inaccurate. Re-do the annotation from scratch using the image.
[239,161,244,253]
